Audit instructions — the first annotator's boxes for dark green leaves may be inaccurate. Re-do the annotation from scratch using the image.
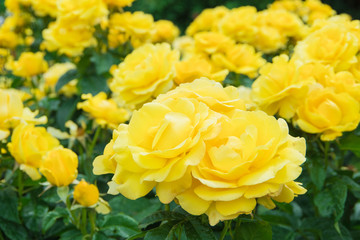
[234,221,272,240]
[99,213,140,238]
[55,69,78,93]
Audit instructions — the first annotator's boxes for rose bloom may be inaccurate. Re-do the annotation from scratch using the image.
[10,52,48,78]
[110,43,179,107]
[194,31,235,55]
[8,123,60,180]
[77,92,130,129]
[219,6,258,44]
[74,180,100,207]
[303,0,335,24]
[40,147,78,186]
[102,0,135,8]
[211,43,266,78]
[186,6,229,36]
[151,20,180,43]
[292,23,358,72]
[31,0,57,17]
[42,21,97,57]
[44,62,76,89]
[93,78,246,200]
[294,86,360,141]
[57,0,108,26]
[251,55,315,120]
[175,55,228,85]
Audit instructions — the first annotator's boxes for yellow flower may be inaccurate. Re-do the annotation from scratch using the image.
[93,78,246,202]
[292,23,358,71]
[175,55,228,85]
[0,16,20,49]
[303,0,335,24]
[74,180,100,207]
[10,52,48,78]
[211,43,265,78]
[176,110,306,225]
[102,0,134,7]
[219,6,258,44]
[40,147,78,186]
[172,36,196,60]
[44,62,76,89]
[77,92,130,129]
[269,0,304,13]
[108,12,154,48]
[151,20,180,43]
[8,123,60,180]
[110,43,179,107]
[194,31,234,55]
[57,0,108,26]
[294,87,360,141]
[186,6,229,36]
[30,0,58,17]
[42,21,97,57]
[251,55,315,119]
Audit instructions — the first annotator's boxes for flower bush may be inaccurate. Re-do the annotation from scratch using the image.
[1,0,360,239]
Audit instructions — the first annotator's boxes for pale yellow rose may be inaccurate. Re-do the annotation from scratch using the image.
[102,0,135,8]
[186,6,229,36]
[77,92,130,129]
[57,0,108,26]
[211,43,265,78]
[251,26,288,53]
[110,43,179,107]
[176,110,306,225]
[251,55,315,119]
[8,123,60,180]
[40,147,78,186]
[42,21,97,56]
[219,6,258,44]
[44,62,76,89]
[175,55,228,84]
[74,180,100,207]
[294,87,360,141]
[151,20,180,43]
[293,23,358,71]
[30,0,57,17]
[172,36,196,60]
[194,31,234,55]
[10,52,48,78]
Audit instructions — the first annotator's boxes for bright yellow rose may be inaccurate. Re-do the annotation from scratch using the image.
[44,62,76,89]
[42,21,97,57]
[74,180,100,207]
[40,147,78,186]
[186,6,229,36]
[251,55,315,119]
[172,36,196,60]
[269,0,304,13]
[8,123,60,180]
[30,0,57,17]
[57,0,108,26]
[303,0,335,24]
[350,55,360,81]
[294,87,360,141]
[219,6,258,44]
[110,43,179,107]
[175,55,228,85]
[93,78,246,202]
[102,0,135,8]
[251,26,288,53]
[10,52,48,78]
[151,20,180,43]
[0,16,19,49]
[176,110,306,225]
[108,12,154,48]
[194,31,234,55]
[211,43,265,78]
[292,23,358,71]
[77,92,130,129]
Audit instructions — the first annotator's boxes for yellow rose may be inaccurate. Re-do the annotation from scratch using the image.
[172,36,196,60]
[93,78,246,201]
[294,87,360,141]
[44,62,76,89]
[77,92,130,129]
[57,0,108,26]
[102,0,135,8]
[350,55,360,81]
[303,0,335,24]
[251,55,315,119]
[269,0,304,13]
[151,20,180,43]
[74,180,100,207]
[194,31,234,55]
[175,55,228,84]
[58,79,78,97]
[40,147,78,186]
[10,52,48,78]
[110,43,179,107]
[0,16,19,49]
[42,21,97,57]
[219,6,258,44]
[108,12,154,48]
[211,43,265,78]
[292,23,358,71]
[186,6,229,36]
[30,0,57,17]
[8,123,60,180]
[176,110,306,225]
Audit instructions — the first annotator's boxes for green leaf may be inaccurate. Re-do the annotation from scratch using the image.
[0,187,20,223]
[139,211,186,229]
[100,213,140,238]
[57,186,69,203]
[0,219,28,240]
[234,221,272,240]
[56,96,80,130]
[91,52,119,75]
[59,228,83,240]
[144,221,179,240]
[314,181,347,221]
[21,199,48,233]
[339,134,360,157]
[301,217,352,240]
[309,158,327,190]
[55,69,78,93]
[184,218,216,240]
[42,209,65,233]
[78,75,109,95]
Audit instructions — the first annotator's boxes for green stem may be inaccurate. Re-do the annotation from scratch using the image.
[165,204,170,211]
[89,209,97,237]
[324,141,330,169]
[81,208,88,236]
[17,170,23,212]
[219,220,232,240]
[88,127,101,159]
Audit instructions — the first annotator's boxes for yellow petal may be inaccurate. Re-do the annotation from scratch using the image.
[20,164,41,180]
[176,188,211,215]
[215,197,256,216]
